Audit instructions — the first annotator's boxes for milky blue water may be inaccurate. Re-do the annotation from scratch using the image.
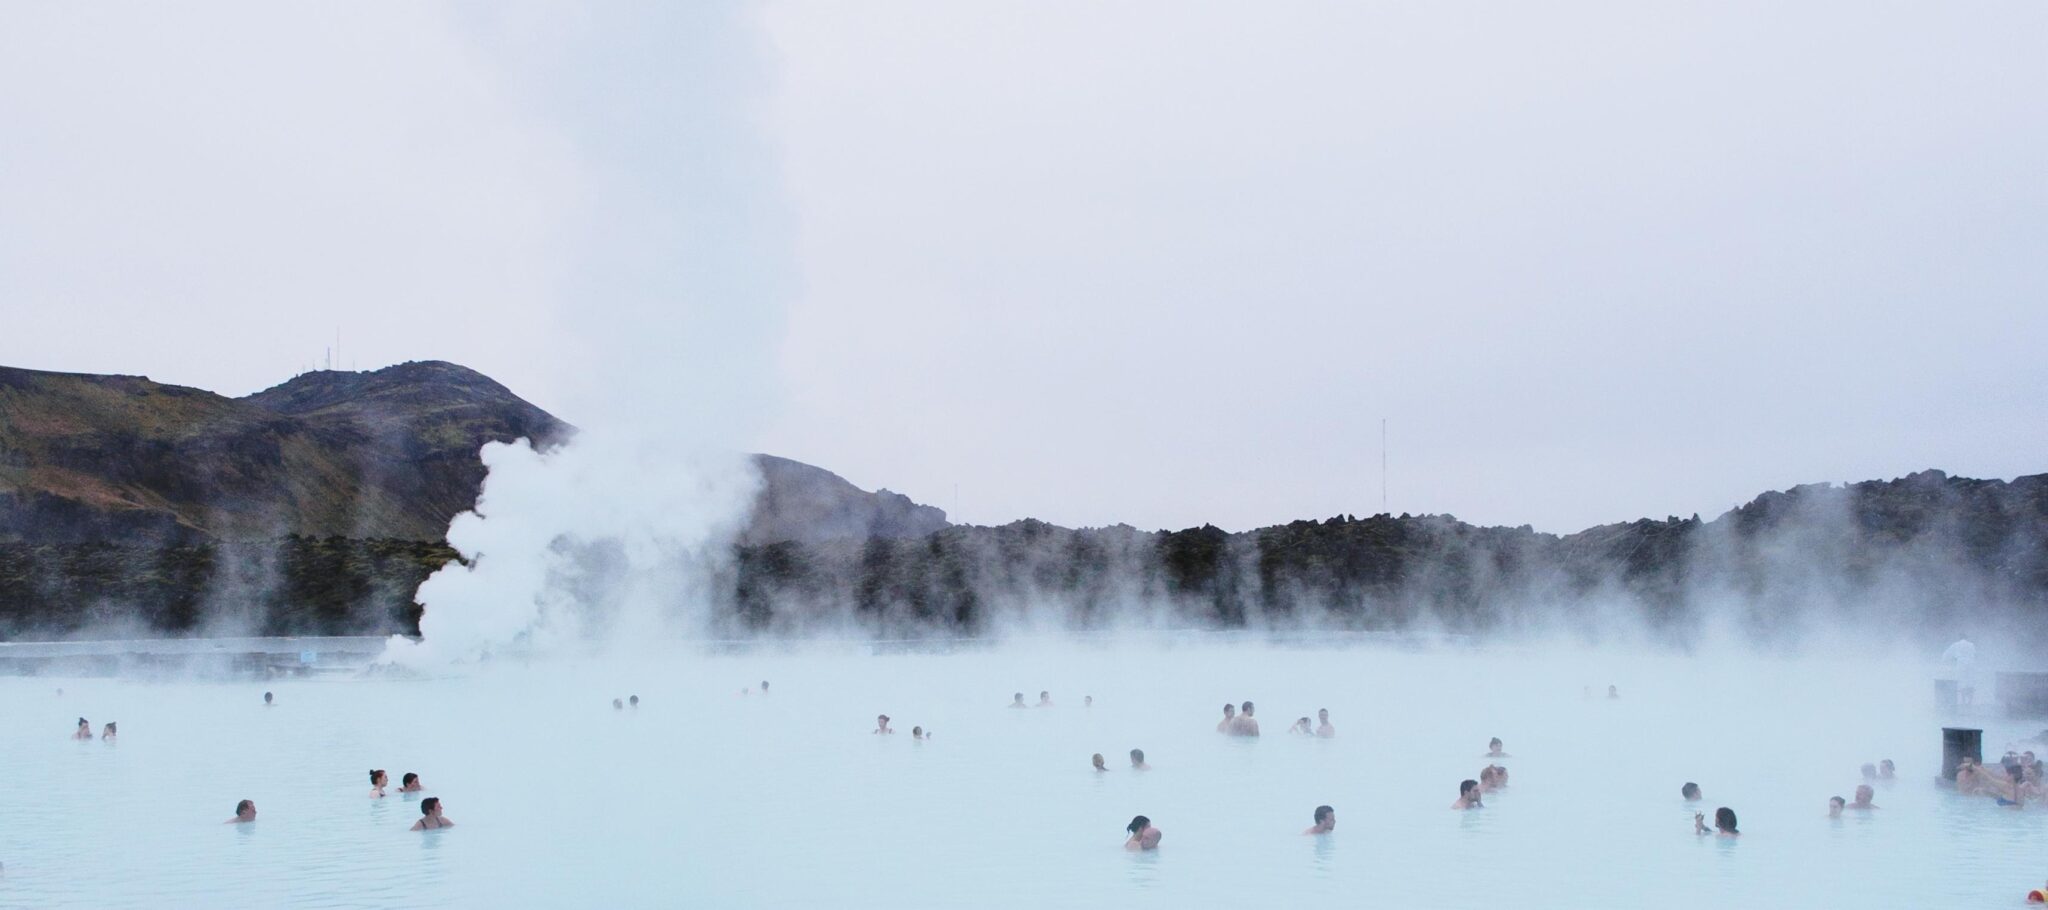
[1,642,2041,908]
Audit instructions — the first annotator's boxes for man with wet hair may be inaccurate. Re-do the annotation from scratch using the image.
[1681,782,1702,801]
[1009,693,1027,709]
[1827,796,1845,818]
[1092,753,1108,772]
[263,691,274,706]
[226,800,257,824]
[1453,780,1483,810]
[1315,709,1335,738]
[1037,691,1054,707]
[1129,748,1150,771]
[1216,703,1236,733]
[1849,784,1879,810]
[1304,805,1336,835]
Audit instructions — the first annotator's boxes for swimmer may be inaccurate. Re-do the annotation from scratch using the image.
[1482,764,1508,791]
[263,691,273,706]
[1681,782,1702,802]
[410,797,454,831]
[1288,716,1312,735]
[101,722,116,742]
[1828,796,1845,818]
[761,680,770,694]
[226,800,257,824]
[72,718,91,741]
[1092,753,1108,772]
[1608,684,1620,699]
[873,714,893,734]
[1038,691,1054,707]
[1453,779,1483,810]
[399,773,423,793]
[1849,784,1878,810]
[1130,748,1150,771]
[1879,758,1896,779]
[1315,709,1334,738]
[1233,701,1260,737]
[1216,703,1236,733]
[612,698,623,710]
[1486,737,1508,758]
[1694,807,1738,836]
[1860,763,1877,780]
[1010,693,1027,709]
[629,695,639,708]
[1124,815,1161,851]
[369,770,388,798]
[911,726,925,740]
[1085,695,1093,708]
[1304,805,1336,835]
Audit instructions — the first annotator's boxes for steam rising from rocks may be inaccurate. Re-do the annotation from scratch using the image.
[387,434,758,664]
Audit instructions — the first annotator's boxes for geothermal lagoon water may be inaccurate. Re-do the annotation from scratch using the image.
[2,641,2041,908]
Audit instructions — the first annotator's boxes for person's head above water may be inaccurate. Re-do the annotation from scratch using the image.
[76,717,88,729]
[235,799,256,821]
[1130,748,1146,765]
[402,772,419,788]
[1314,805,1334,826]
[629,695,639,707]
[1861,762,1877,779]
[1880,758,1896,776]
[1828,796,1845,816]
[1318,708,1329,721]
[1489,737,1503,751]
[1012,693,1025,705]
[1714,807,1737,832]
[420,797,441,817]
[1092,753,1106,770]
[1240,701,1254,715]
[1460,780,1480,799]
[1127,815,1150,834]
[370,770,387,787]
[612,698,623,710]
[911,726,923,738]
[263,691,273,704]
[1039,691,1050,700]
[761,680,770,691]
[1682,782,1701,800]
[1222,703,1236,717]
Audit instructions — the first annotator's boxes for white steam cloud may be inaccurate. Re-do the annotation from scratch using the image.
[386,3,793,664]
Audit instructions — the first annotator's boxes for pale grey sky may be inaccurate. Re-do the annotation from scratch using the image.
[2,2,2043,533]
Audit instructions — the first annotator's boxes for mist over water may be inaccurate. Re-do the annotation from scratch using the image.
[9,640,2045,908]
